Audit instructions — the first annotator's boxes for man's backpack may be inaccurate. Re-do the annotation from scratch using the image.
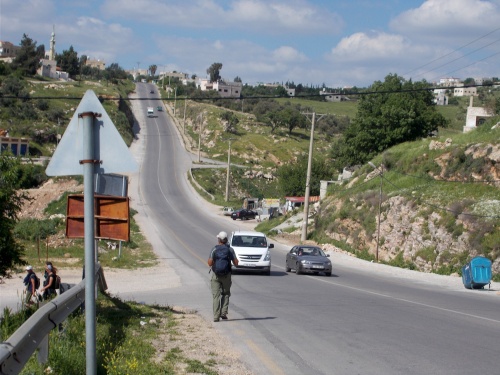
[54,275,61,290]
[213,245,231,276]
[33,274,40,290]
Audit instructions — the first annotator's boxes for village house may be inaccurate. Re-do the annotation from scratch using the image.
[0,41,20,62]
[85,58,106,70]
[197,78,242,98]
[0,130,30,156]
[464,96,493,133]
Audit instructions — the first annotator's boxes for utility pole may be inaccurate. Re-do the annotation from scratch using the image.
[225,139,233,202]
[368,162,383,263]
[174,87,177,116]
[183,97,187,134]
[300,112,326,242]
[197,113,203,162]
[162,66,166,90]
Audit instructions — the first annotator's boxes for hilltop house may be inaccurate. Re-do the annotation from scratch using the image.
[197,78,242,98]
[464,96,493,133]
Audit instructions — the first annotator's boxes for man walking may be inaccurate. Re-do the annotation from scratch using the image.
[208,231,238,322]
[23,266,38,307]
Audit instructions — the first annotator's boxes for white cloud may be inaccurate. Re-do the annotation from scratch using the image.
[328,32,414,62]
[101,0,344,34]
[59,17,138,65]
[272,46,308,62]
[390,0,500,38]
[213,40,224,50]
[151,35,312,84]
[0,0,56,43]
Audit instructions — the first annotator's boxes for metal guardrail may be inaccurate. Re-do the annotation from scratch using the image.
[0,264,106,375]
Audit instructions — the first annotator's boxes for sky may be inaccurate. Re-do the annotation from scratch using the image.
[1,0,499,88]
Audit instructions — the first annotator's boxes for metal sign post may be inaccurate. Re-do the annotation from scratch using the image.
[80,111,98,375]
[46,90,138,375]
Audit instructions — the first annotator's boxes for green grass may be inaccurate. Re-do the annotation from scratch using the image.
[16,191,157,270]
[276,97,359,117]
[5,78,136,156]
[1,294,221,375]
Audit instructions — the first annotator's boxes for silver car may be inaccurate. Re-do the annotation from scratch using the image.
[285,245,332,276]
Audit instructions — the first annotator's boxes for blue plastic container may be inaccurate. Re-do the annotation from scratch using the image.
[462,256,492,289]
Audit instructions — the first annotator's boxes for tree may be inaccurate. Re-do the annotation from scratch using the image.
[282,107,306,134]
[56,46,79,78]
[277,155,333,196]
[220,111,239,133]
[330,74,448,170]
[234,76,242,83]
[275,86,288,97]
[149,64,157,76]
[262,110,286,133]
[0,155,28,277]
[11,34,45,76]
[463,77,475,86]
[106,63,128,81]
[316,114,350,139]
[207,62,223,82]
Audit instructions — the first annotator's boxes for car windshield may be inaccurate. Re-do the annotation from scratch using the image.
[298,247,325,256]
[232,235,267,247]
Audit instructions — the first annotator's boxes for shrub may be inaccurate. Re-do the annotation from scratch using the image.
[14,218,60,241]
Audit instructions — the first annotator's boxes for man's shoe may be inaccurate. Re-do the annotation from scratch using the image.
[221,315,228,320]
[213,318,220,322]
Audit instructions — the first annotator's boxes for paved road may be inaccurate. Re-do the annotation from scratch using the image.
[123,82,500,375]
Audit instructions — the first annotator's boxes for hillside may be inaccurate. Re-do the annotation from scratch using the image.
[314,123,499,275]
[170,97,500,278]
[3,77,499,279]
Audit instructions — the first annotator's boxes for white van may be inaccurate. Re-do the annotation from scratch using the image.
[147,107,154,117]
[229,231,274,275]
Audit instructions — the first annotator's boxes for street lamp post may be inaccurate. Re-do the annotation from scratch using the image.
[368,161,382,263]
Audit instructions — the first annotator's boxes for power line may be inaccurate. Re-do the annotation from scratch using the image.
[403,27,500,77]
[3,81,499,102]
[412,38,500,80]
[431,51,500,83]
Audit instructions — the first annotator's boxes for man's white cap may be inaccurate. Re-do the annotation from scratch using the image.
[217,231,228,240]
[26,265,33,271]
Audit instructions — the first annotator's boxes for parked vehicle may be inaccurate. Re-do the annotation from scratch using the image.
[285,245,332,276]
[229,231,274,275]
[222,206,234,216]
[231,208,257,220]
[147,107,154,117]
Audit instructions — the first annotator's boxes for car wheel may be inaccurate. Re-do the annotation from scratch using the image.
[325,271,332,277]
[295,263,302,275]
[232,218,236,220]
[285,261,291,272]
[263,268,271,276]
